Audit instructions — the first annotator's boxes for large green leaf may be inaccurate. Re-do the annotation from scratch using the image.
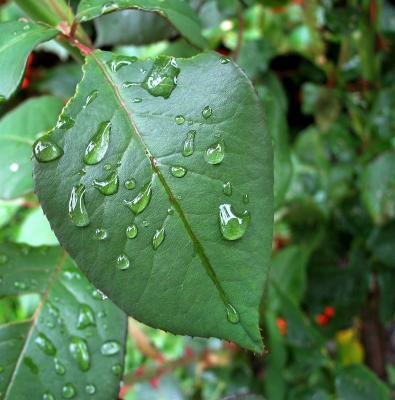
[0,96,64,199]
[0,20,58,102]
[0,243,127,399]
[33,50,273,351]
[76,0,206,49]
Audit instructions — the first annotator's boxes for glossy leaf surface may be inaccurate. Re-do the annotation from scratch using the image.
[33,50,273,351]
[0,243,127,399]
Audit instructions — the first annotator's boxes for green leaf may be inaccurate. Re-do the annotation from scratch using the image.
[0,20,58,102]
[0,243,127,399]
[33,50,273,351]
[76,0,206,50]
[335,364,390,400]
[0,96,64,199]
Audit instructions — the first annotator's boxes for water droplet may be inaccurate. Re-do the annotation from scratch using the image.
[35,332,57,355]
[14,281,26,290]
[94,228,107,240]
[98,310,107,318]
[0,96,5,104]
[170,165,187,178]
[124,178,136,190]
[33,136,63,163]
[0,254,7,264]
[226,304,240,323]
[182,130,196,157]
[76,304,96,329]
[167,207,174,215]
[126,223,138,239]
[243,194,249,204]
[68,184,90,227]
[85,384,96,395]
[112,363,123,374]
[54,358,66,375]
[219,204,250,241]
[23,357,38,374]
[23,24,30,30]
[205,139,225,165]
[9,163,19,172]
[86,331,93,338]
[152,227,165,250]
[133,98,142,103]
[46,321,54,329]
[174,115,185,125]
[121,81,140,88]
[84,121,111,165]
[214,133,221,139]
[84,90,98,107]
[101,340,121,355]
[107,55,138,72]
[62,383,76,399]
[141,56,180,99]
[117,253,130,270]
[78,167,86,176]
[220,56,230,64]
[104,163,112,170]
[0,366,4,373]
[102,1,119,14]
[69,336,90,371]
[43,391,55,400]
[202,106,212,119]
[57,114,75,129]
[95,289,108,300]
[124,181,152,215]
[188,120,193,125]
[223,182,232,196]
[92,170,119,195]
[142,220,149,227]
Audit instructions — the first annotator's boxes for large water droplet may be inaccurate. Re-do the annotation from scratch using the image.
[104,163,112,170]
[62,383,76,399]
[220,56,230,64]
[117,253,130,270]
[68,184,90,227]
[54,358,66,375]
[23,357,39,374]
[141,56,180,99]
[202,106,212,119]
[76,304,96,329]
[219,204,250,241]
[152,227,165,250]
[243,194,249,204]
[94,228,107,240]
[126,223,138,239]
[102,2,119,14]
[69,336,90,371]
[43,391,55,400]
[112,363,123,374]
[85,384,96,395]
[107,55,137,72]
[35,332,56,355]
[124,181,152,215]
[204,139,225,165]
[182,130,196,157]
[175,115,185,125]
[84,90,98,107]
[170,165,187,178]
[84,121,111,165]
[0,254,7,264]
[226,304,240,323]
[33,137,63,163]
[223,182,232,196]
[92,170,119,195]
[124,178,136,190]
[101,340,121,355]
[57,114,75,129]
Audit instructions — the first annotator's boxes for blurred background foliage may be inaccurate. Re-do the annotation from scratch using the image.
[1,0,395,398]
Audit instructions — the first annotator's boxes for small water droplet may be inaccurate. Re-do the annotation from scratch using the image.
[35,332,57,355]
[205,139,225,165]
[0,254,7,264]
[98,310,107,318]
[226,304,240,323]
[141,56,180,99]
[9,163,19,172]
[170,165,187,178]
[174,115,185,125]
[68,184,90,227]
[117,253,130,270]
[33,136,63,163]
[121,81,140,88]
[69,336,90,371]
[84,121,111,165]
[167,207,174,215]
[92,170,119,195]
[102,1,119,14]
[78,167,86,176]
[23,24,30,30]
[57,114,75,129]
[14,281,26,290]
[133,98,142,103]
[214,133,221,139]
[86,331,93,338]
[46,321,54,329]
[243,194,249,204]
[76,304,96,329]
[219,204,250,241]
[142,220,149,227]
[95,289,108,300]
[43,391,55,400]
[182,130,196,157]
[94,228,107,240]
[126,223,138,239]
[152,227,165,250]
[84,90,98,107]
[101,340,121,355]
[62,383,76,398]
[124,181,152,215]
[54,358,66,375]
[112,363,123,374]
[220,56,230,64]
[202,106,212,119]
[104,163,112,170]
[188,120,193,125]
[124,178,136,190]
[0,366,4,373]
[223,182,232,196]
[85,384,96,395]
[23,357,39,374]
